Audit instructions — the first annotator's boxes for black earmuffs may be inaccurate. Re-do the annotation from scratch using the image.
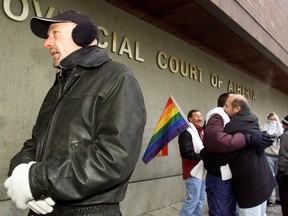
[72,23,98,47]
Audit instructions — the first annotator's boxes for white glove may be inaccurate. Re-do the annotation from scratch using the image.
[4,162,36,189]
[4,162,35,209]
[27,197,55,215]
[11,163,29,175]
[4,163,28,193]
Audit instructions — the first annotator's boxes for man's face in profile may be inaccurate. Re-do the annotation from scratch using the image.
[44,22,81,67]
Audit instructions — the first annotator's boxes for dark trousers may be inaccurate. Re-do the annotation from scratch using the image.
[276,173,288,216]
[28,203,122,216]
[205,173,237,216]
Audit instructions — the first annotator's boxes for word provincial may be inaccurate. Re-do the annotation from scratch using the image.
[3,0,256,100]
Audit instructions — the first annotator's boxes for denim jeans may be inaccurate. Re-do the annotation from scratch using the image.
[237,201,267,216]
[179,177,206,216]
[205,173,237,216]
[266,155,280,201]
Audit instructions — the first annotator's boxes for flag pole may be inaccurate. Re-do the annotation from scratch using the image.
[169,94,192,128]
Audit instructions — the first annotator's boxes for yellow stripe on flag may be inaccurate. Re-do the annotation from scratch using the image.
[154,105,178,133]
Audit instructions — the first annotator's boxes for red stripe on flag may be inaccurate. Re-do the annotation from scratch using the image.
[157,144,168,157]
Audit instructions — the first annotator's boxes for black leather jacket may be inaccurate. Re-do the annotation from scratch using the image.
[8,46,146,206]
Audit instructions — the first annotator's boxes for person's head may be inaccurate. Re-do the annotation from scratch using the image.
[282,115,288,130]
[217,92,234,107]
[265,112,283,135]
[224,94,248,117]
[30,10,99,67]
[267,112,277,121]
[187,109,203,127]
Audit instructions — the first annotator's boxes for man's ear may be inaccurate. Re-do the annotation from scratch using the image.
[235,106,241,113]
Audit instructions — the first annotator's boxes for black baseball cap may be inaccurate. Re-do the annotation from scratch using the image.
[30,10,98,39]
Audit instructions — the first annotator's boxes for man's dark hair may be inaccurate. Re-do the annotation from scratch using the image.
[187,109,199,120]
[217,92,232,107]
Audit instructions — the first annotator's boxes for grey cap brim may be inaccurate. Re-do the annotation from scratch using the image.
[30,17,71,39]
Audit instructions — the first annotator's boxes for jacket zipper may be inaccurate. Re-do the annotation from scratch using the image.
[36,68,81,161]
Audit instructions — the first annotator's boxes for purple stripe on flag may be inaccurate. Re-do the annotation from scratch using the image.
[142,119,188,164]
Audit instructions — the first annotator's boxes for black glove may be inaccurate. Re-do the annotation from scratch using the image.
[256,147,265,155]
[245,132,274,148]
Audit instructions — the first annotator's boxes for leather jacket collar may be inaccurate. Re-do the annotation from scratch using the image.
[59,46,111,71]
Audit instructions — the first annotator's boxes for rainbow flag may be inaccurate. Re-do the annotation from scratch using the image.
[142,96,189,164]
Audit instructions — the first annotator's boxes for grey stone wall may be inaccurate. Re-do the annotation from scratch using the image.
[1,1,287,215]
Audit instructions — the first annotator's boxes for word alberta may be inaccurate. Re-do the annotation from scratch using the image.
[228,81,256,100]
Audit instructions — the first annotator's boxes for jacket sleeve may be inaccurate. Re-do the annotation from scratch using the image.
[7,138,36,176]
[178,131,201,161]
[29,68,146,201]
[278,132,288,174]
[203,114,246,153]
[7,84,57,176]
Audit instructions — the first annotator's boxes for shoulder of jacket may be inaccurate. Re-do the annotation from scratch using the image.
[209,114,224,123]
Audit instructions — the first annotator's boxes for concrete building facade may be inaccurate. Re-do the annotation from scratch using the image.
[1,0,288,215]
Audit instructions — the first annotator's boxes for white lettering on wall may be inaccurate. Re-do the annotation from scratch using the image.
[2,1,256,99]
[3,0,55,21]
[33,0,55,17]
[98,26,144,62]
[210,73,222,88]
[3,0,29,21]
[157,51,203,82]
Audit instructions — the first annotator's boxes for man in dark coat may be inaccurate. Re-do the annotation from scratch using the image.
[201,93,274,216]
[276,115,288,216]
[4,10,146,216]
[224,94,275,215]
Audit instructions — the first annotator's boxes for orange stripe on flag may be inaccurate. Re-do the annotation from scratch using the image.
[157,144,168,157]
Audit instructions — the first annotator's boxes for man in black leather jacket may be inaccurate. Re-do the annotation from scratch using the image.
[4,10,146,216]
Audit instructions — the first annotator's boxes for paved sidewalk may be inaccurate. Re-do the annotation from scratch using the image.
[139,201,282,216]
